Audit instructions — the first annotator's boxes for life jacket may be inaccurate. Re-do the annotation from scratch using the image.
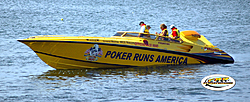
[172,28,180,39]
[161,28,168,36]
[144,27,149,33]
[141,24,149,33]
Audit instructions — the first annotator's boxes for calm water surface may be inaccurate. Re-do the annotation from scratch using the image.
[1,0,250,101]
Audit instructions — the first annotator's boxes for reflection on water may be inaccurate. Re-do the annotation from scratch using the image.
[27,65,207,101]
[35,65,201,81]
[31,65,202,93]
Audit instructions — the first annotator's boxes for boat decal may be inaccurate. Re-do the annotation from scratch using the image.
[102,40,135,44]
[104,51,188,65]
[134,42,158,47]
[203,47,220,52]
[84,44,103,61]
[154,55,188,64]
[34,51,136,67]
[158,42,170,45]
[21,40,233,63]
[86,39,100,41]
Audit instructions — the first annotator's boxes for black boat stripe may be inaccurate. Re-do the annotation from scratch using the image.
[34,51,136,68]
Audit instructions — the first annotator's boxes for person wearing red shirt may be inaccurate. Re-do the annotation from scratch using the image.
[170,25,180,40]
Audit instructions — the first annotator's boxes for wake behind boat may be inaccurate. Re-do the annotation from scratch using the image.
[18,30,234,69]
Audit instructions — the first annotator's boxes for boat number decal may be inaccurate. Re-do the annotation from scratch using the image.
[104,51,188,64]
[84,44,103,61]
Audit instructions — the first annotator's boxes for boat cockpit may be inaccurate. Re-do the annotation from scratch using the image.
[113,31,182,43]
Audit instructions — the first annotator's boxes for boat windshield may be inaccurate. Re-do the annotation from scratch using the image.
[113,31,139,37]
[113,31,182,43]
[113,31,156,39]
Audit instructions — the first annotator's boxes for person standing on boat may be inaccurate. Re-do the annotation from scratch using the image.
[139,21,148,33]
[138,21,151,37]
[170,25,180,40]
[155,23,168,40]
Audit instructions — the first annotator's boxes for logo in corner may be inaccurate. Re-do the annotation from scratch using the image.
[84,44,103,61]
[201,74,236,91]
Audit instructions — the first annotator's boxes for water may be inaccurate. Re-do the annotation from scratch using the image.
[1,0,250,101]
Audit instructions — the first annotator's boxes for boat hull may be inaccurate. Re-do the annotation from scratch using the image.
[18,40,234,69]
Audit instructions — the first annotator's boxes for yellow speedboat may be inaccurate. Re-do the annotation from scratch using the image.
[18,30,234,69]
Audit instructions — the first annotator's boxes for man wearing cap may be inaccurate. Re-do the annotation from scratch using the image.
[139,21,151,33]
[138,21,151,38]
